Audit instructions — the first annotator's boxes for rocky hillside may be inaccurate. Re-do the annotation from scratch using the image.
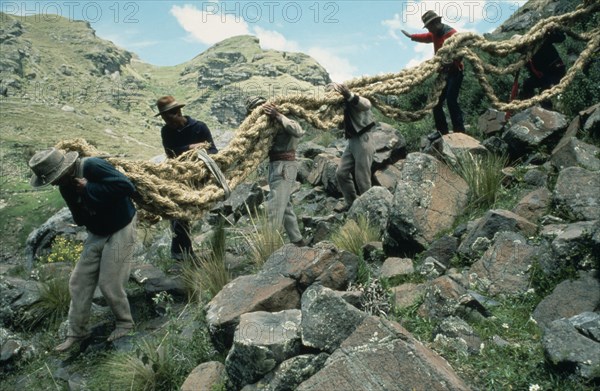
[0,12,330,260]
[1,1,599,390]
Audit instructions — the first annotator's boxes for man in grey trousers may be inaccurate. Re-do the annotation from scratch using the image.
[246,96,309,247]
[29,148,137,351]
[330,83,376,212]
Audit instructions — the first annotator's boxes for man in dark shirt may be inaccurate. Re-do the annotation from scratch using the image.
[156,96,218,260]
[402,10,465,141]
[519,31,566,109]
[29,148,137,351]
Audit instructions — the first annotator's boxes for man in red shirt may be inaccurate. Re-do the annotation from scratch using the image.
[402,11,465,141]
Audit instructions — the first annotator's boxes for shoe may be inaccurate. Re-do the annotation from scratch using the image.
[292,238,310,247]
[427,131,443,141]
[334,201,350,213]
[108,327,133,342]
[171,252,184,261]
[54,336,87,352]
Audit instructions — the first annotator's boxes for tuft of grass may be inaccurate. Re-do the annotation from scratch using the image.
[182,221,231,302]
[241,206,284,268]
[331,214,380,256]
[25,276,70,330]
[453,152,509,210]
[100,312,216,391]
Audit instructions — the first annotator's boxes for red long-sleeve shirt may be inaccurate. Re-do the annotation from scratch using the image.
[410,24,464,72]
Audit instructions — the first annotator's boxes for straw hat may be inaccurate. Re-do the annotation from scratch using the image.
[422,10,442,28]
[29,148,78,188]
[245,96,267,113]
[155,96,185,117]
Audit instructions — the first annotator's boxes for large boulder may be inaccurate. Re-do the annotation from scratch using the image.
[24,207,86,270]
[296,316,470,391]
[225,310,302,389]
[181,361,226,391]
[532,271,600,330]
[553,166,600,221]
[242,353,329,391]
[371,122,407,169]
[457,209,537,260]
[469,232,537,296]
[262,244,358,290]
[205,273,300,349]
[347,186,393,236]
[550,137,600,171]
[502,106,568,159]
[384,153,469,255]
[300,285,367,353]
[543,312,600,381]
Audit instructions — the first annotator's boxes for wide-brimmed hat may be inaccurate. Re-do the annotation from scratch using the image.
[245,96,267,113]
[29,148,78,188]
[422,10,442,28]
[155,96,185,117]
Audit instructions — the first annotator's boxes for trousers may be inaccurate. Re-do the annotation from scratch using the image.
[433,71,465,133]
[336,132,375,206]
[267,160,302,243]
[67,215,136,337]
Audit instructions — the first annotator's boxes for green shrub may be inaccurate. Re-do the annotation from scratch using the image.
[41,236,83,264]
[454,152,509,210]
[331,214,380,256]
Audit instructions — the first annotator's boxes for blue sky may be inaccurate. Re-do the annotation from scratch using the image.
[4,1,527,82]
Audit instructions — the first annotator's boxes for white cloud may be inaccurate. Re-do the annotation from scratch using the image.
[307,47,357,83]
[169,4,357,82]
[170,4,250,45]
[253,26,300,52]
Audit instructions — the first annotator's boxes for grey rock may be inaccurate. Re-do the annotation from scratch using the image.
[458,209,537,260]
[226,310,302,389]
[512,187,552,224]
[478,108,507,135]
[371,122,407,169]
[347,186,393,236]
[297,316,470,391]
[502,106,567,159]
[262,243,358,290]
[470,232,536,296]
[533,271,600,330]
[243,353,329,391]
[384,153,469,255]
[300,285,367,353]
[543,314,600,381]
[553,166,600,221]
[206,273,300,349]
[551,137,600,171]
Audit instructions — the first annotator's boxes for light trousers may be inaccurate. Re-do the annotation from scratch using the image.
[336,132,375,206]
[67,215,136,337]
[267,160,302,243]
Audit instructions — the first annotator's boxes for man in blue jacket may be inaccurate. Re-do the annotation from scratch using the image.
[156,95,218,260]
[29,148,137,351]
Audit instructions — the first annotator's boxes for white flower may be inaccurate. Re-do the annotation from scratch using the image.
[529,384,541,391]
[502,323,509,329]
[526,288,535,294]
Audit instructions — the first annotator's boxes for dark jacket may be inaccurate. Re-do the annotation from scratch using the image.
[527,31,566,78]
[161,116,218,158]
[59,157,136,236]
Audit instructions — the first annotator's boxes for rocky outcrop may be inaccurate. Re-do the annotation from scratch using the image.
[384,153,469,255]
